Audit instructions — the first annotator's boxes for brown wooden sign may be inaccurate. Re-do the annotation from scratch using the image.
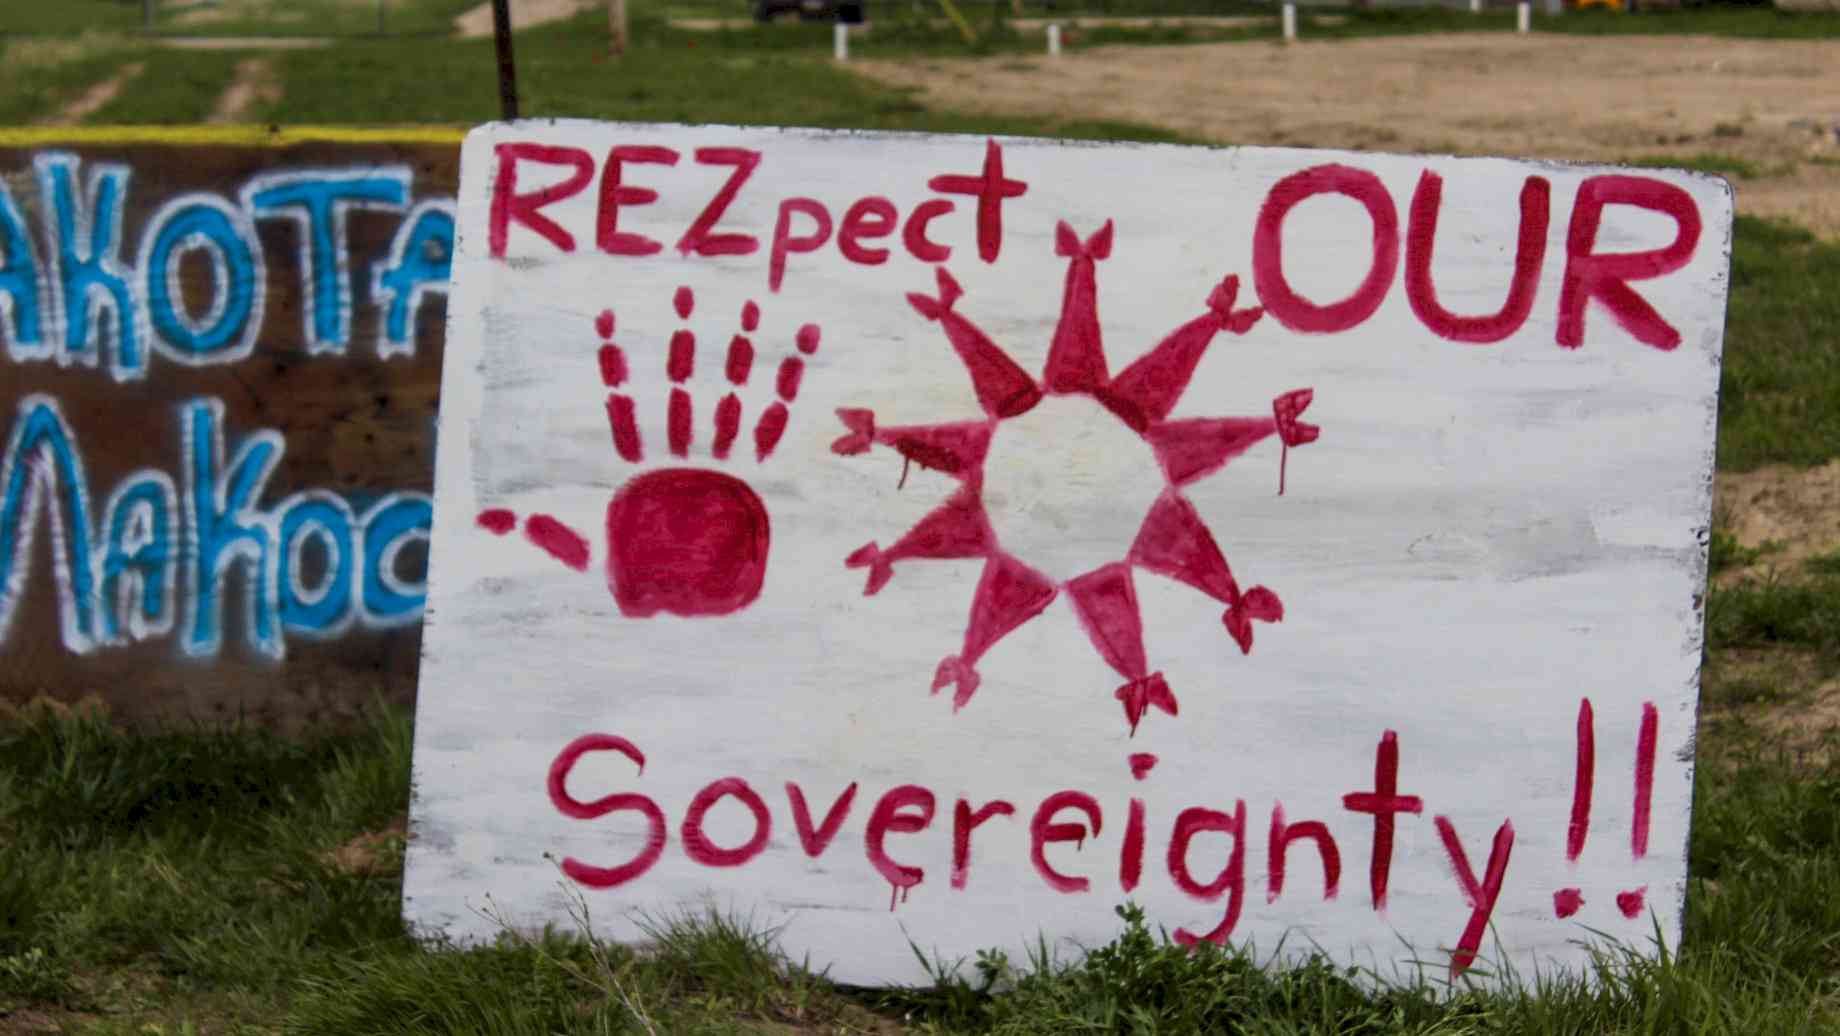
[0,135,459,726]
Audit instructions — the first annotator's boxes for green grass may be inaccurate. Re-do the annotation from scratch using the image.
[0,0,148,34]
[86,48,253,123]
[0,36,135,124]
[1,688,1836,1034]
[1718,217,1840,471]
[1706,567,1840,672]
[1624,152,1763,181]
[147,0,479,39]
[0,0,476,38]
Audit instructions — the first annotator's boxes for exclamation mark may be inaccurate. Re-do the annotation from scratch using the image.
[1617,701,1658,919]
[1553,697,1593,918]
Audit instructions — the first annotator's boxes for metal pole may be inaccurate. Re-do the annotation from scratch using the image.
[833,20,848,60]
[1281,2,1296,42]
[492,0,519,120]
[1047,21,1060,55]
[1516,1,1530,31]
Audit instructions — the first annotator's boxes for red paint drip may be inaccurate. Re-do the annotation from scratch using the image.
[741,300,760,332]
[1128,753,1158,781]
[1616,887,1647,918]
[1568,697,1595,862]
[1553,887,1584,918]
[796,322,820,354]
[673,284,694,319]
[1633,701,1657,859]
[476,508,516,535]
[594,308,615,339]
[525,514,590,571]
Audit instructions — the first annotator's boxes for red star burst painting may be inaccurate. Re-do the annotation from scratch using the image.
[833,220,1321,736]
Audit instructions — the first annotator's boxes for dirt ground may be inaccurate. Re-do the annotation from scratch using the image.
[454,0,598,37]
[1717,460,1840,576]
[855,32,1840,237]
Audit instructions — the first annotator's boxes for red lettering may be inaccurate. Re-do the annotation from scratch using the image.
[1252,164,1399,334]
[489,143,595,257]
[1557,175,1701,350]
[1341,729,1422,911]
[839,197,899,265]
[1266,802,1341,903]
[952,797,1016,889]
[1167,800,1247,947]
[681,777,771,867]
[1030,791,1102,894]
[903,199,955,263]
[545,733,666,888]
[769,198,833,293]
[595,145,678,256]
[865,785,935,905]
[786,781,857,857]
[1120,797,1146,892]
[928,138,1028,263]
[1405,171,1550,344]
[1434,816,1515,978]
[677,147,762,257]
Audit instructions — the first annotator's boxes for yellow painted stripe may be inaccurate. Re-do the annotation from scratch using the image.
[0,124,467,148]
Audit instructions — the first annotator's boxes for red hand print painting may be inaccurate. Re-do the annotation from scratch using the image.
[835,221,1318,734]
[473,290,815,617]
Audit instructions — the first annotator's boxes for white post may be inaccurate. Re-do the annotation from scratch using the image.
[1281,2,1296,42]
[1047,22,1061,56]
[834,21,849,60]
[1469,0,1480,13]
[1516,1,1530,31]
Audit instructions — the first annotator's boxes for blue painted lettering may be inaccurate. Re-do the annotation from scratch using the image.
[373,199,454,359]
[139,195,266,364]
[35,154,143,379]
[243,169,411,354]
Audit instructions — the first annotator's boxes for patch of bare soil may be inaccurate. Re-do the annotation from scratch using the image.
[455,0,597,38]
[853,32,1840,237]
[38,61,143,126]
[1703,646,1840,760]
[325,814,408,874]
[1714,461,1840,579]
[207,56,280,123]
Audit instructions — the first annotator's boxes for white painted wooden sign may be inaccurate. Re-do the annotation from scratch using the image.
[404,120,1731,988]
